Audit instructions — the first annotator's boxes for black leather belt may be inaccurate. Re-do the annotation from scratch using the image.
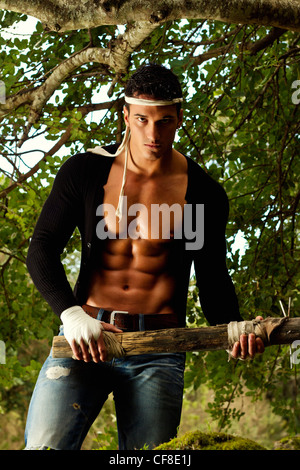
[82,304,178,332]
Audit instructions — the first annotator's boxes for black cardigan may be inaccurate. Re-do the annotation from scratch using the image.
[26,147,242,326]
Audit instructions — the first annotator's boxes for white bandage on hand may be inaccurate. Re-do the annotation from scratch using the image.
[60,305,104,346]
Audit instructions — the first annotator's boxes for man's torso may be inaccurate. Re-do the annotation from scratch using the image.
[86,150,188,314]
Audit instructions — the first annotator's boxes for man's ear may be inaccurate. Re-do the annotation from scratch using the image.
[177,109,183,129]
[123,105,130,127]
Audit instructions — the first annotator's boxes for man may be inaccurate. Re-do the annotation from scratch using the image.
[25,64,264,450]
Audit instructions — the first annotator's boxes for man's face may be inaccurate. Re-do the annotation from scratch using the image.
[123,94,183,162]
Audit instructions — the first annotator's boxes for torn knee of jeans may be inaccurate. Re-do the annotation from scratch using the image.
[46,365,71,380]
[24,445,54,450]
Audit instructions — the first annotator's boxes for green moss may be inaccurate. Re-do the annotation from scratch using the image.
[155,431,266,450]
[274,436,300,450]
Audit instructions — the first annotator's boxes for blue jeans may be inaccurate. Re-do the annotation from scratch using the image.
[24,328,185,450]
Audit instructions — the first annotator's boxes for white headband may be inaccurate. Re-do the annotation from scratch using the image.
[87,95,183,220]
[124,96,183,106]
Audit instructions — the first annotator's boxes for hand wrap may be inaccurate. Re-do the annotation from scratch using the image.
[61,305,104,346]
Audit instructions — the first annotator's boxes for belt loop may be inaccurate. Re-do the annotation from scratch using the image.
[110,311,116,325]
[138,314,145,331]
[97,308,105,321]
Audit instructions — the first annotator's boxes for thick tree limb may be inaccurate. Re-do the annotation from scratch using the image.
[0,0,300,32]
[52,317,300,358]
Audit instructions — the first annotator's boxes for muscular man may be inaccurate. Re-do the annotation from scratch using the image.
[24,64,264,450]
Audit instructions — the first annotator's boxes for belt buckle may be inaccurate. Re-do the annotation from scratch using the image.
[110,310,129,325]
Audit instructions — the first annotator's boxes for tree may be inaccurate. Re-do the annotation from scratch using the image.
[0,1,299,446]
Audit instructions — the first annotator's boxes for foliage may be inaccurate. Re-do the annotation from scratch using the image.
[155,430,266,450]
[274,435,300,450]
[0,9,299,446]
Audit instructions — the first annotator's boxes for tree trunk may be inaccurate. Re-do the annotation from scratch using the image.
[52,317,300,358]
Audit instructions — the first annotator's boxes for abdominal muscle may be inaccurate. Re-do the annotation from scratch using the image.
[86,237,179,315]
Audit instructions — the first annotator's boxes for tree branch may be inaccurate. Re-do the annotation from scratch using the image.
[0,124,72,199]
[0,21,158,145]
[192,27,287,65]
[0,0,299,32]
[247,27,287,55]
[52,317,300,358]
[0,97,124,198]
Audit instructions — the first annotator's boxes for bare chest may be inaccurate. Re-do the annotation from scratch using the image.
[100,163,188,240]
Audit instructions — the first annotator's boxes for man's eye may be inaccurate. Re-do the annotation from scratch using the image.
[137,117,146,122]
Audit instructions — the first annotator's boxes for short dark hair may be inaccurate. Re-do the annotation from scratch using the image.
[125,63,183,115]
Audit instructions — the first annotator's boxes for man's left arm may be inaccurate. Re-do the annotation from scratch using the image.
[193,185,264,359]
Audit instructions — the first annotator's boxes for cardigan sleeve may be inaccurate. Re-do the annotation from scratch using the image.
[26,155,86,317]
[192,175,242,326]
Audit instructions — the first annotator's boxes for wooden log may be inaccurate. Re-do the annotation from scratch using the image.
[52,317,300,358]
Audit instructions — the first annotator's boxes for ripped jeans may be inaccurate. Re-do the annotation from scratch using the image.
[24,327,185,450]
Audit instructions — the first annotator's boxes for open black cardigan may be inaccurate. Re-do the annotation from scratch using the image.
[26,146,242,326]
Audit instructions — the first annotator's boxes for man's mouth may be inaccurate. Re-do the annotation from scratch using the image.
[145,143,161,149]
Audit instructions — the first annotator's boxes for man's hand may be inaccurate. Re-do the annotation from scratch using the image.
[61,306,122,363]
[230,316,265,360]
[71,322,122,363]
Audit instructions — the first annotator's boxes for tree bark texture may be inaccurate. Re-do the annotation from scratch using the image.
[52,317,300,358]
[0,0,300,32]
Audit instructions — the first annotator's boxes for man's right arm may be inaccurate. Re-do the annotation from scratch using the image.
[26,155,84,316]
[26,154,122,362]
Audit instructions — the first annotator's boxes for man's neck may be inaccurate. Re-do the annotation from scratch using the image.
[126,143,175,177]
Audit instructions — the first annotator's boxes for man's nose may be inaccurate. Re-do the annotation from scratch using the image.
[147,122,160,141]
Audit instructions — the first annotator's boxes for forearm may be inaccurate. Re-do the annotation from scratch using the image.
[197,268,242,325]
[26,240,78,316]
